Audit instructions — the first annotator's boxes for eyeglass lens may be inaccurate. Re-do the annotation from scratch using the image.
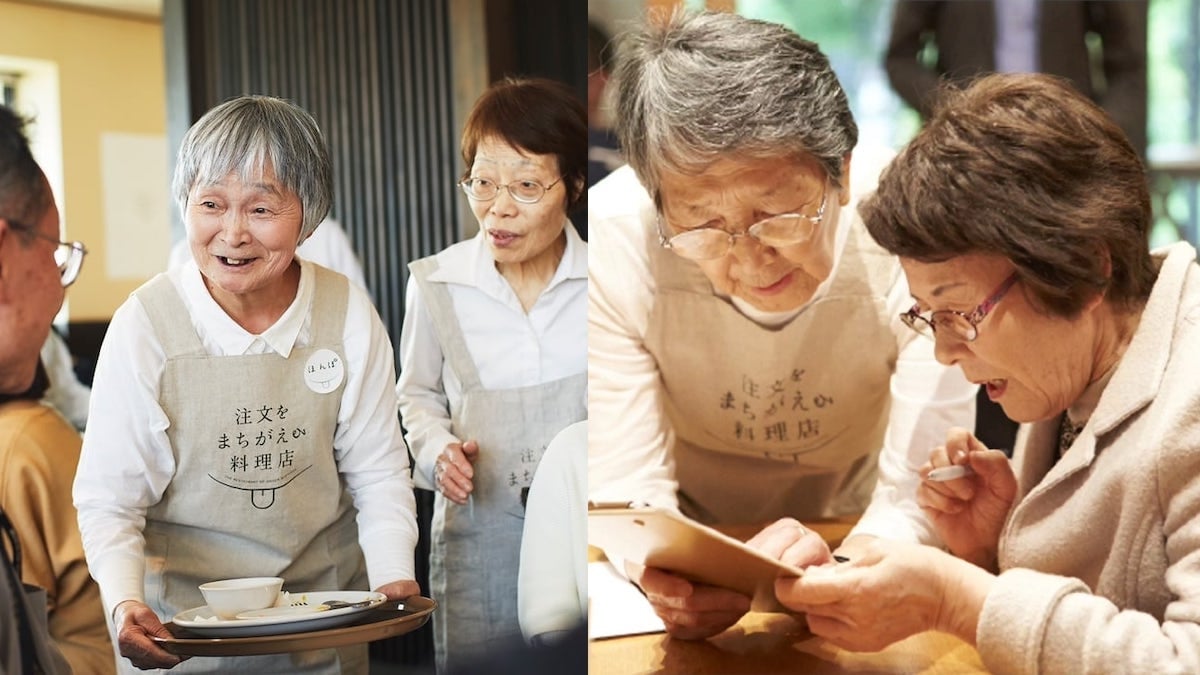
[665,214,818,260]
[903,311,976,341]
[461,178,550,203]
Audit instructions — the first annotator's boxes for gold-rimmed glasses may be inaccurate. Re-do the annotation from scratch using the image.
[458,176,563,204]
[656,182,829,261]
[901,272,1019,342]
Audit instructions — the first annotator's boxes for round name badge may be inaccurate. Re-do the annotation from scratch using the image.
[303,348,345,393]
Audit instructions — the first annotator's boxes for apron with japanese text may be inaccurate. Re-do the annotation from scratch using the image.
[645,219,903,525]
[410,257,587,674]
[130,267,367,674]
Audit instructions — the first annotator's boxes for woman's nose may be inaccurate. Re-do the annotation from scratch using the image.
[488,187,521,216]
[932,333,969,367]
[728,231,773,265]
[220,213,252,244]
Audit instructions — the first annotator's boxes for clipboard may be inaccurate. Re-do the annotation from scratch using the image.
[587,503,804,612]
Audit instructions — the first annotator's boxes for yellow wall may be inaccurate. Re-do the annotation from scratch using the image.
[0,0,165,321]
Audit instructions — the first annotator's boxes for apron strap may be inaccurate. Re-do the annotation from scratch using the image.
[408,257,484,390]
[2,508,35,675]
[135,274,206,358]
[307,264,349,345]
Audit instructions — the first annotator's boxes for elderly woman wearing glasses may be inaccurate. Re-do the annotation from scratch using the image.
[74,96,420,673]
[775,73,1200,673]
[587,9,977,640]
[396,77,586,671]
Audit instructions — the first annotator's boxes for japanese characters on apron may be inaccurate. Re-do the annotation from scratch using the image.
[410,258,587,674]
[129,266,368,674]
[645,219,904,525]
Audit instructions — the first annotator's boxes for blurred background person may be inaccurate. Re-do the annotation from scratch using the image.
[0,105,113,673]
[588,10,976,640]
[39,328,91,432]
[588,19,623,191]
[778,73,1200,674]
[396,77,586,673]
[74,96,419,673]
[885,0,1148,156]
[517,420,587,646]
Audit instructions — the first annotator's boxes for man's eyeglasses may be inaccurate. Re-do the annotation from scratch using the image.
[6,219,87,287]
[459,177,562,204]
[901,272,1019,342]
[656,183,829,261]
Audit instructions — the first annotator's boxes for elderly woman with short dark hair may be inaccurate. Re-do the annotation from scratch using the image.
[776,73,1200,673]
[396,77,586,671]
[588,10,977,640]
[75,96,420,673]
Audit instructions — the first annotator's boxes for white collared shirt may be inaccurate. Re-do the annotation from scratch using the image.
[588,165,978,544]
[73,259,418,617]
[396,223,588,490]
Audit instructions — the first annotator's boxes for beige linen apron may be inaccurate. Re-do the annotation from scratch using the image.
[409,257,587,674]
[130,267,367,674]
[645,221,902,524]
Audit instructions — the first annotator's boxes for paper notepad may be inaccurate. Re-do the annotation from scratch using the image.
[587,561,666,640]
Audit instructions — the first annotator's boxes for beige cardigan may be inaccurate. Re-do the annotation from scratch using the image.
[977,242,1200,674]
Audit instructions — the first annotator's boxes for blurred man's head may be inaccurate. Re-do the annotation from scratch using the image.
[0,106,67,395]
[588,20,613,122]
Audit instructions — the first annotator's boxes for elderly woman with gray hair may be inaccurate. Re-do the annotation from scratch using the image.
[74,96,420,673]
[588,10,976,639]
[776,74,1200,673]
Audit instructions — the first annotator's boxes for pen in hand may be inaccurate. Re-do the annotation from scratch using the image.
[926,464,975,482]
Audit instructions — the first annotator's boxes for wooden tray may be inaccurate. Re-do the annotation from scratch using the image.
[153,596,436,656]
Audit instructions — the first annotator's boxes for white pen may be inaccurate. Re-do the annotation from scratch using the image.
[926,464,975,482]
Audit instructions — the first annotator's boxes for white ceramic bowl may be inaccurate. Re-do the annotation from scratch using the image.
[198,577,284,619]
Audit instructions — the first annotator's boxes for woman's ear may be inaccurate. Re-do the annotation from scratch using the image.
[1085,246,1114,312]
[838,154,853,207]
[568,176,585,212]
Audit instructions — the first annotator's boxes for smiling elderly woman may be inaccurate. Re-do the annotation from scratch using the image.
[586,9,977,640]
[74,96,420,674]
[775,73,1200,674]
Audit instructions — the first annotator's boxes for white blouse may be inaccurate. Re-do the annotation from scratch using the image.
[396,224,588,491]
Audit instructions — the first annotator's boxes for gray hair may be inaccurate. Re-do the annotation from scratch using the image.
[613,10,858,197]
[173,96,332,241]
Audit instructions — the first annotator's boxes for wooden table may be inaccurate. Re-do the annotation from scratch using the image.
[588,518,989,674]
[589,612,985,674]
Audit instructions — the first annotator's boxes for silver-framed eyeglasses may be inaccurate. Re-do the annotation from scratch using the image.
[7,219,88,287]
[901,272,1019,342]
[657,183,829,261]
[458,176,562,204]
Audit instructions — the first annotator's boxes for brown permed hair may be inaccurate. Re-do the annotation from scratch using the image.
[860,73,1155,318]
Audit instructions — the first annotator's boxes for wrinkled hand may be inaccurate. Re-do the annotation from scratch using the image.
[775,539,992,651]
[375,579,422,602]
[917,427,1018,570]
[113,600,186,670]
[748,518,833,569]
[435,440,479,504]
[626,561,750,640]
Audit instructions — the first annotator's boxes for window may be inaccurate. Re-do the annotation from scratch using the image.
[738,0,1200,245]
[1,72,17,108]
